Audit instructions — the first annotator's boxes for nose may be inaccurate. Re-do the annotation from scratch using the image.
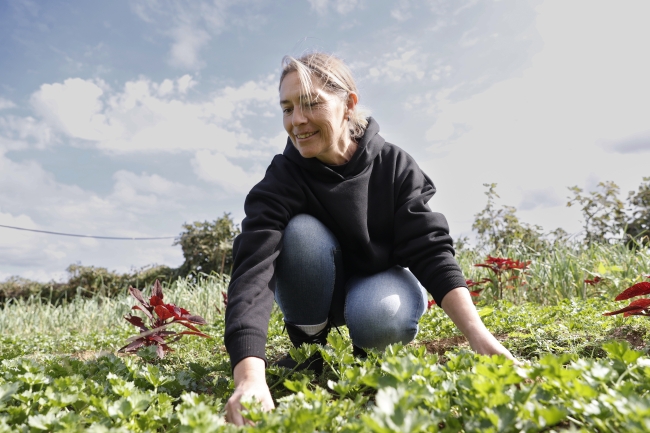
[292,106,307,126]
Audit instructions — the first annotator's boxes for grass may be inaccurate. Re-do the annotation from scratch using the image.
[457,241,650,304]
[1,245,650,431]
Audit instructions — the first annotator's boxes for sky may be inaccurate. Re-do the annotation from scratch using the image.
[1,0,649,282]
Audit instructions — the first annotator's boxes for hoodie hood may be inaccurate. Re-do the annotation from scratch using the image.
[282,117,385,179]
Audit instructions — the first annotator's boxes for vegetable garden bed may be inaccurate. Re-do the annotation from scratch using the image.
[2,273,650,432]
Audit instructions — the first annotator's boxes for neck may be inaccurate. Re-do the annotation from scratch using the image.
[319,137,357,166]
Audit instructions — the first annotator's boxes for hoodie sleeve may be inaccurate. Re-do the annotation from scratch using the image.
[391,153,468,306]
[224,157,306,370]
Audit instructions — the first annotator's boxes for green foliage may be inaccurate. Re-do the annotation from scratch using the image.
[3,269,650,432]
[626,176,650,246]
[0,264,175,306]
[456,240,650,304]
[472,183,546,252]
[567,181,626,245]
[174,213,240,278]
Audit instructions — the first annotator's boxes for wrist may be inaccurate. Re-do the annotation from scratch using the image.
[464,325,497,351]
[233,357,266,385]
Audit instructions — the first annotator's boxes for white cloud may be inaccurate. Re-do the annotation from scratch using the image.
[0,153,193,280]
[366,48,427,82]
[191,150,264,195]
[28,75,278,159]
[458,28,479,47]
[31,78,119,141]
[0,115,54,150]
[308,0,328,15]
[420,0,650,237]
[0,98,16,110]
[390,0,412,22]
[169,25,210,69]
[308,0,364,15]
[0,208,48,266]
[109,170,203,213]
[157,79,174,96]
[177,74,196,94]
[130,0,231,70]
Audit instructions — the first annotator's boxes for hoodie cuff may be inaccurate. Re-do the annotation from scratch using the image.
[431,269,469,307]
[226,329,268,371]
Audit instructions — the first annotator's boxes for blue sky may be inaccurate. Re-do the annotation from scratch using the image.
[1,0,649,281]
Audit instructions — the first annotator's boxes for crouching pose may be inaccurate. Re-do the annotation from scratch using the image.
[224,52,514,425]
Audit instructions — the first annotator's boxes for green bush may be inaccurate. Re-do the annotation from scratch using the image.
[0,264,175,306]
[173,213,240,278]
[471,183,548,252]
[625,176,650,246]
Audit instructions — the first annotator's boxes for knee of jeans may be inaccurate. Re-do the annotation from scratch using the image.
[346,302,419,350]
[284,214,334,249]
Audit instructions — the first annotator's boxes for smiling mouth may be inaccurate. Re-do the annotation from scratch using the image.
[295,131,318,139]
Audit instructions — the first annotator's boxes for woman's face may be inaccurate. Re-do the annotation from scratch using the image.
[279,71,355,165]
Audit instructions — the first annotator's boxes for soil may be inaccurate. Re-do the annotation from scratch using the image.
[609,326,648,351]
[421,336,470,363]
[421,333,511,363]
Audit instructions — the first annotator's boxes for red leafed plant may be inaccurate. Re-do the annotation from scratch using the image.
[603,281,650,317]
[584,276,603,286]
[118,280,210,359]
[474,256,531,301]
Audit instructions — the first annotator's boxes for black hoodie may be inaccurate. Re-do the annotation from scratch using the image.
[224,118,468,369]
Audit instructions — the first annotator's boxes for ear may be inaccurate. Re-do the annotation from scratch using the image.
[345,92,358,118]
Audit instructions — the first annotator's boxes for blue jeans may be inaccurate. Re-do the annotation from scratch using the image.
[274,214,428,350]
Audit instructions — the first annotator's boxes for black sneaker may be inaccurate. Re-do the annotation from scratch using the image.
[273,321,330,374]
[352,344,367,358]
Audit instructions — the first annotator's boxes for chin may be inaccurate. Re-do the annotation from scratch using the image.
[298,150,318,159]
[294,144,320,159]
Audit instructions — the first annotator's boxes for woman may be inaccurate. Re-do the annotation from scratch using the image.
[224,52,514,425]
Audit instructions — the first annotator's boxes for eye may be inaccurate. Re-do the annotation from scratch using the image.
[282,107,293,114]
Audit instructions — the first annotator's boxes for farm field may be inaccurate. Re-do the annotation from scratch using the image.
[2,245,650,432]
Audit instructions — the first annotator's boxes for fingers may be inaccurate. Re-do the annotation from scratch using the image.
[261,394,275,412]
[225,397,245,426]
[225,387,275,425]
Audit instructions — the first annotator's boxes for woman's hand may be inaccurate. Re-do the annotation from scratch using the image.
[440,287,517,362]
[225,357,275,425]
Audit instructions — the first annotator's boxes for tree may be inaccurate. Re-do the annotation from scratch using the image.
[174,213,240,277]
[472,183,545,251]
[625,176,650,246]
[567,181,626,245]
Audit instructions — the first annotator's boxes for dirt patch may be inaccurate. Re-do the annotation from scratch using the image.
[609,327,647,351]
[423,336,469,359]
[421,333,510,363]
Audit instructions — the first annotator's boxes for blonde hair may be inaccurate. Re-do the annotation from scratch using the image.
[279,52,370,140]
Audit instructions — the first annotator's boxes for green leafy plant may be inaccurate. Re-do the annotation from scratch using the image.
[625,176,650,247]
[472,183,546,252]
[4,272,650,432]
[118,280,210,359]
[567,181,626,245]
